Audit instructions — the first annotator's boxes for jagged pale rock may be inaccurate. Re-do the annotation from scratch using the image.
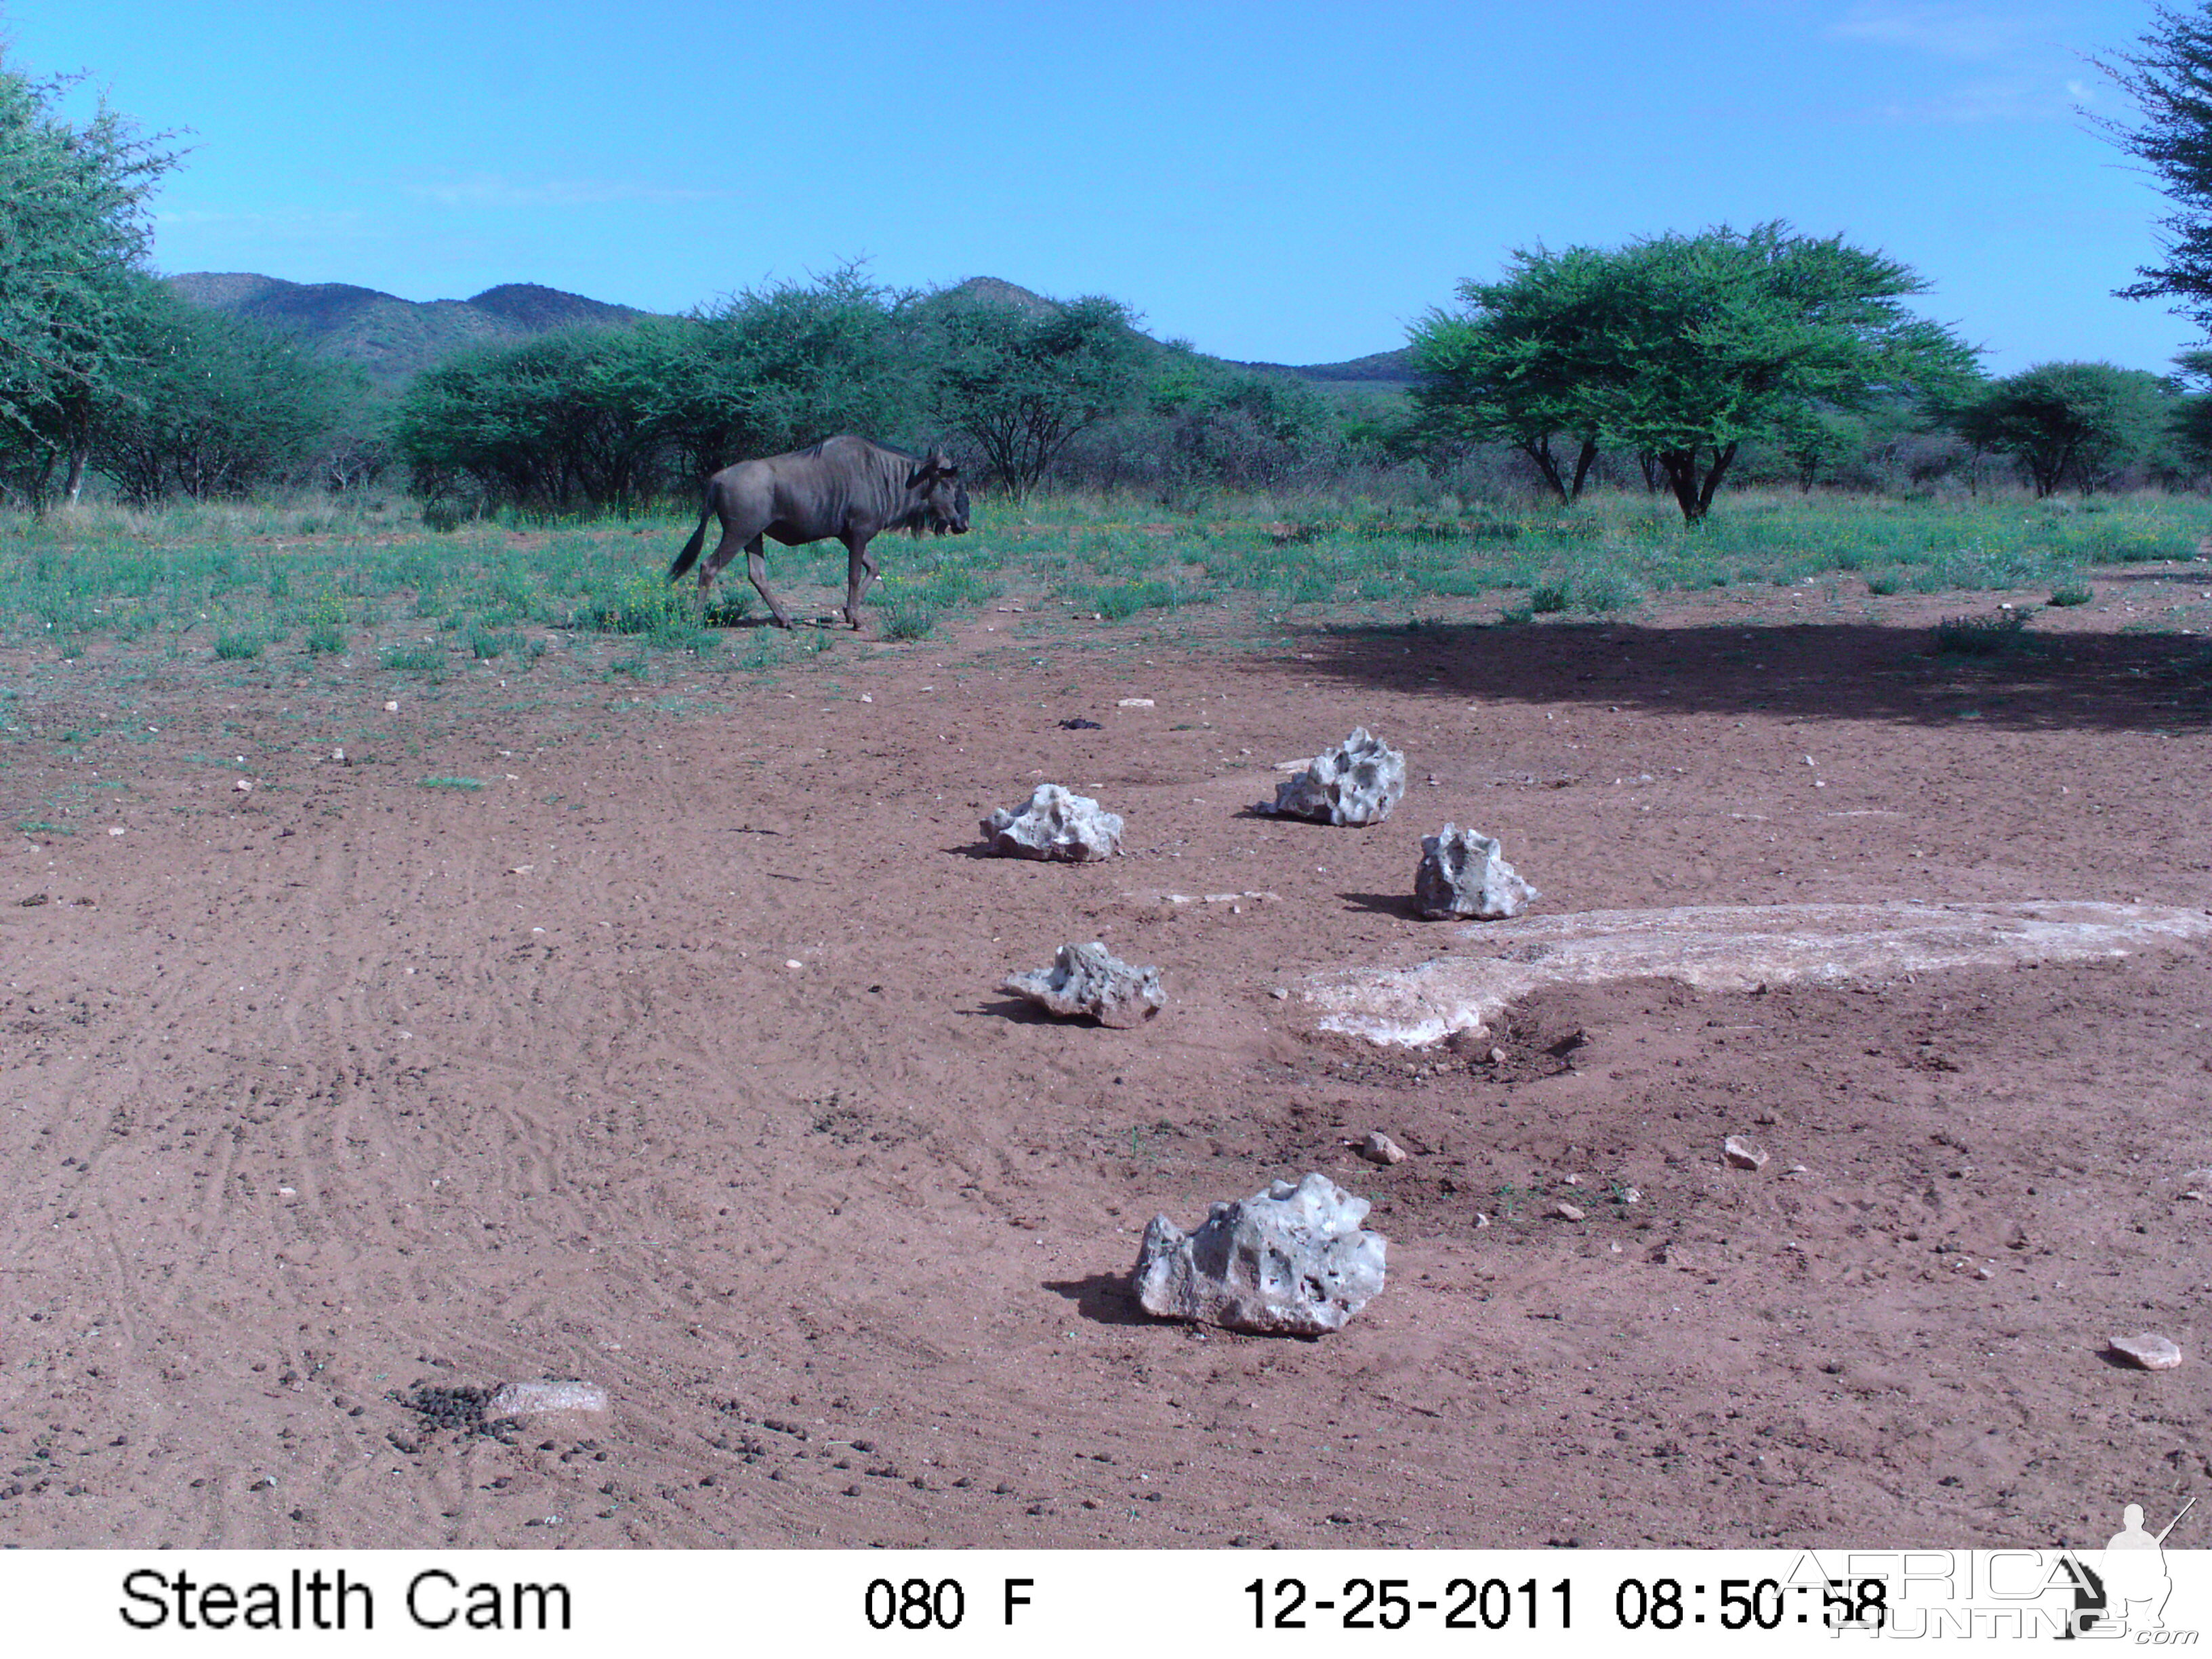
[1553,1201,1586,1222]
[1003,941,1163,1027]
[1133,1172,1387,1335]
[1724,1135,1770,1170]
[982,784,1124,861]
[1414,824,1541,920]
[1268,729,1406,825]
[2108,1332,2184,1371]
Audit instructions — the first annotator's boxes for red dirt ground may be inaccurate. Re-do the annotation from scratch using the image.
[3,569,2209,1550]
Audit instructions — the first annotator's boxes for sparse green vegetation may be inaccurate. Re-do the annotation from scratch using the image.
[0,489,2205,682]
[1934,609,2034,655]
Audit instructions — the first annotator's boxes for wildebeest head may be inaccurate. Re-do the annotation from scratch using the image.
[906,449,970,537]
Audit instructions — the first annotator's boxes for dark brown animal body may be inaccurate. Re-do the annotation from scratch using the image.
[667,436,968,630]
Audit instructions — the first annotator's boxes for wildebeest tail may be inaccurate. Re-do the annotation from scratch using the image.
[668,506,711,581]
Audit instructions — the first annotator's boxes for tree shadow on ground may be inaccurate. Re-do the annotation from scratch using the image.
[1267,619,2212,733]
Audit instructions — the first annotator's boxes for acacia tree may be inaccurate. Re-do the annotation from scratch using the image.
[1407,245,1610,503]
[393,325,673,510]
[94,278,365,503]
[0,53,177,506]
[1413,224,1978,522]
[666,264,922,482]
[1952,361,2174,495]
[926,292,1144,499]
[2092,5,2212,329]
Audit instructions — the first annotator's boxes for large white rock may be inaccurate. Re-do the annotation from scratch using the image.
[1269,728,1405,825]
[1415,823,1540,920]
[982,784,1124,861]
[1003,941,1163,1027]
[1303,900,2212,1048]
[1133,1172,1388,1335]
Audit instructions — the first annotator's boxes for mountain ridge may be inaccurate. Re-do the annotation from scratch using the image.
[165,270,1413,390]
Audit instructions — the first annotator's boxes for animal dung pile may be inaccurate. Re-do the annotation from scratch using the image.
[1267,727,1405,825]
[1414,823,1540,920]
[1132,1172,1388,1335]
[981,783,1124,861]
[1002,941,1164,1027]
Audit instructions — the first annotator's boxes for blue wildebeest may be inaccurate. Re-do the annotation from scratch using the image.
[667,435,969,630]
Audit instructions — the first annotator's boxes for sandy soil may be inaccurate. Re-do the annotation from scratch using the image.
[3,567,2209,1550]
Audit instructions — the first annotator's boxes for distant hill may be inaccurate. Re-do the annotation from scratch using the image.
[163,274,650,386]
[165,270,1412,392]
[1231,348,1418,390]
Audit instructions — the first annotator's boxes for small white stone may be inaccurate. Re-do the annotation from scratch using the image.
[384,700,398,712]
[785,959,803,970]
[1553,1201,1586,1222]
[1357,1132,1407,1166]
[107,826,124,837]
[234,779,253,794]
[1723,1135,1769,1171]
[2108,1332,2184,1371]
[1117,697,1155,708]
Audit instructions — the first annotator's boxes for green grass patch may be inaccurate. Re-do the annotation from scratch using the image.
[878,597,939,640]
[213,633,263,660]
[417,776,485,791]
[2048,586,2094,607]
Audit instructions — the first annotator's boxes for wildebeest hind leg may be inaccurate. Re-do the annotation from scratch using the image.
[842,535,879,629]
[745,536,794,628]
[697,518,740,591]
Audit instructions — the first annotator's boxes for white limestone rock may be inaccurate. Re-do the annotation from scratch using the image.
[1268,729,1405,825]
[2108,1332,2184,1371]
[1004,941,1163,1028]
[1133,1172,1388,1335]
[1414,823,1540,920]
[983,784,1124,862]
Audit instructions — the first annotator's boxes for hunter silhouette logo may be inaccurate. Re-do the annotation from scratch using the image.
[2058,1496,2194,1639]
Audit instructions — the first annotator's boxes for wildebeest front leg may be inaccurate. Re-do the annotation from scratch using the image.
[744,535,795,629]
[842,534,879,629]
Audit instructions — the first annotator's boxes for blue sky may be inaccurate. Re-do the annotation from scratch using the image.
[9,0,2200,375]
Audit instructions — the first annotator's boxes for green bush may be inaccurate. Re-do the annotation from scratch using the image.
[214,632,262,659]
[878,598,939,639]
